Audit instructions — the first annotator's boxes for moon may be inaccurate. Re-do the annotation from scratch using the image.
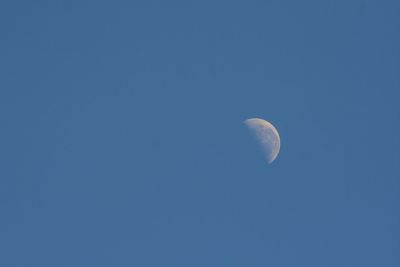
[244,118,280,164]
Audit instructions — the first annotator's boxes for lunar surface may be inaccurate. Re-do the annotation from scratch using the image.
[244,118,280,164]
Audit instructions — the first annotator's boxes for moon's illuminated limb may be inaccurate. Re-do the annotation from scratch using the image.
[244,118,280,164]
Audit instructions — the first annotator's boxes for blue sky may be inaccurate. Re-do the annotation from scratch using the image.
[1,0,399,266]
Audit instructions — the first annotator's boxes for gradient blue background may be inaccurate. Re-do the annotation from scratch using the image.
[1,0,399,266]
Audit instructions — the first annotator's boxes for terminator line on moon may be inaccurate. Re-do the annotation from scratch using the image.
[244,118,280,164]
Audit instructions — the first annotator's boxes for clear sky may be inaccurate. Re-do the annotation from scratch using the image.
[1,0,399,266]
